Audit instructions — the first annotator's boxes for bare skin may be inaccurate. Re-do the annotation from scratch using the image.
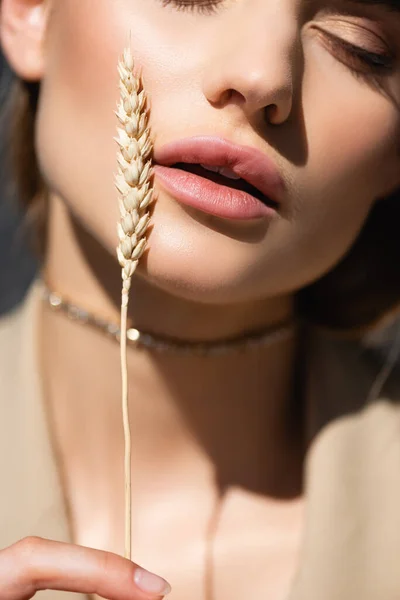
[1,0,400,598]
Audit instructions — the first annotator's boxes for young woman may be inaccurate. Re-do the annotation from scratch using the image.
[1,0,400,599]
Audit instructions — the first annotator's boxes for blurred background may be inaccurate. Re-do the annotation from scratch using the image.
[0,50,37,315]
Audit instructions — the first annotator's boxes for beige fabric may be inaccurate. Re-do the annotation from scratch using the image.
[0,280,86,600]
[1,278,400,599]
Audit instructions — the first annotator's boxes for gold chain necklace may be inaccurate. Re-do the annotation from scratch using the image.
[41,283,296,357]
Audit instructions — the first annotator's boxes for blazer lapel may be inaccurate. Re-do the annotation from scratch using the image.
[289,328,400,599]
[0,280,87,600]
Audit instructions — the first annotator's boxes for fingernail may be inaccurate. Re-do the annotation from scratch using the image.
[134,567,172,596]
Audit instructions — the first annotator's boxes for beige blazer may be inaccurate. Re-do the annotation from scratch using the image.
[1,279,400,600]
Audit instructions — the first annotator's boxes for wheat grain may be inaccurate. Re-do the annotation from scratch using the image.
[115,46,155,561]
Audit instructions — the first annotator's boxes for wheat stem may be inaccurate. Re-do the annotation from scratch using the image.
[115,46,155,561]
[120,301,132,559]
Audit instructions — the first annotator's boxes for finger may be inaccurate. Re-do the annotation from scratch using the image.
[0,537,171,600]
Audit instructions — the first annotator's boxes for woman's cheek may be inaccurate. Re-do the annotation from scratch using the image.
[36,3,155,250]
[301,43,400,208]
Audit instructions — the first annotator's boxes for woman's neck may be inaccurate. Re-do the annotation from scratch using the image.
[40,195,304,515]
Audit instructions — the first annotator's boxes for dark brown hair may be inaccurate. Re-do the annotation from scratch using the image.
[4,75,49,257]
[3,70,400,333]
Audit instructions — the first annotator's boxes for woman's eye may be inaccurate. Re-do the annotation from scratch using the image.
[316,27,395,81]
[159,0,222,14]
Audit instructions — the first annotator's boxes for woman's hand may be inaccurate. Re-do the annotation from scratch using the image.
[0,536,172,600]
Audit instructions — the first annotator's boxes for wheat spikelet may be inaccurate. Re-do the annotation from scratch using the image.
[115,46,155,560]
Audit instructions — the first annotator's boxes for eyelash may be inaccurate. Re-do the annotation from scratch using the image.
[317,28,395,82]
[160,1,395,80]
[160,0,221,15]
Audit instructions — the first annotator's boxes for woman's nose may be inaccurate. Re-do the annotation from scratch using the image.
[202,3,300,126]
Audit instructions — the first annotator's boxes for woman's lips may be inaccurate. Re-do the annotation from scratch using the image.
[153,163,278,221]
[152,136,284,221]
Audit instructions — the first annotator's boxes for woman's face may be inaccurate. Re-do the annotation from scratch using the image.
[4,0,400,304]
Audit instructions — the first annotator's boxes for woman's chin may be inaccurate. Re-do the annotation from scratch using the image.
[96,194,283,306]
[133,246,261,306]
